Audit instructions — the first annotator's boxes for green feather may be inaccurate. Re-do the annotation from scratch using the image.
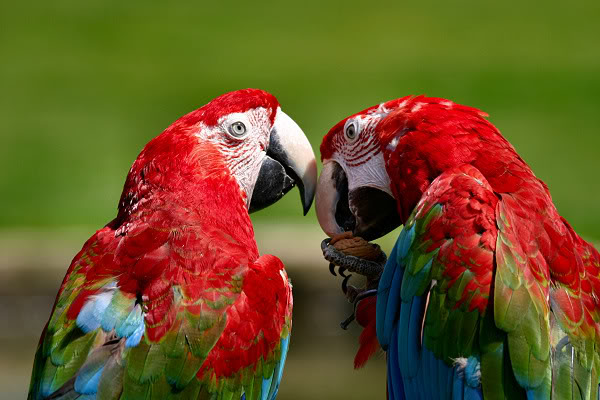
[121,370,150,400]
[166,352,202,390]
[126,343,166,384]
[184,314,227,359]
[97,355,124,400]
[170,378,201,400]
[480,340,527,399]
[163,321,186,358]
[148,376,170,400]
[495,206,552,393]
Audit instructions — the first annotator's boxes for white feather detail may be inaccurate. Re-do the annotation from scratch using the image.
[76,291,115,333]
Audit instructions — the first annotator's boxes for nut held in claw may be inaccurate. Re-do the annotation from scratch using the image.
[329,232,384,261]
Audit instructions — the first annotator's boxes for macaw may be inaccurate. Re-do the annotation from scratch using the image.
[28,89,317,400]
[315,95,600,399]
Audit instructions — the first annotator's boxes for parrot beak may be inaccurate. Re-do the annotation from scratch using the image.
[249,109,317,215]
[316,161,400,241]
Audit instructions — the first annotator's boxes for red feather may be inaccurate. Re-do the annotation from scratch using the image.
[46,88,289,384]
[321,95,600,373]
[354,296,380,369]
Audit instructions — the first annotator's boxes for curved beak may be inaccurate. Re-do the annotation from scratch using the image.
[315,161,350,237]
[316,160,400,241]
[249,109,317,215]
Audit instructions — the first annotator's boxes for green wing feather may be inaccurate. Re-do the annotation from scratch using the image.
[29,224,292,400]
[380,164,600,399]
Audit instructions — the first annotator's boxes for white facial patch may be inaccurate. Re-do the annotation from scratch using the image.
[342,151,393,197]
[332,105,394,198]
[194,107,272,205]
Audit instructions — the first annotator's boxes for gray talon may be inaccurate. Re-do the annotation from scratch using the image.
[321,237,386,329]
[329,262,337,276]
[341,274,352,294]
[340,314,355,330]
[322,240,386,280]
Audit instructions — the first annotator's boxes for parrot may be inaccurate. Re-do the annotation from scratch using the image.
[28,88,317,400]
[315,95,600,399]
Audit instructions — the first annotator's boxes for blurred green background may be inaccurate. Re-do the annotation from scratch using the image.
[1,0,599,398]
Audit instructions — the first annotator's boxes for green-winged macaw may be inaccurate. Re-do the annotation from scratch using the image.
[316,95,600,399]
[29,89,317,400]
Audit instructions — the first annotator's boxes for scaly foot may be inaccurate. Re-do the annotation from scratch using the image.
[321,233,387,329]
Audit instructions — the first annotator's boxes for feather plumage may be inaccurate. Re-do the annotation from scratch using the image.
[319,95,600,398]
[29,89,298,400]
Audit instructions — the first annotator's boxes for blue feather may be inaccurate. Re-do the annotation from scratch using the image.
[76,292,113,333]
[116,304,144,338]
[421,346,432,400]
[381,263,404,350]
[437,352,453,400]
[452,366,464,400]
[381,212,488,400]
[74,366,104,395]
[74,282,147,349]
[445,360,455,400]
[450,357,483,400]
[464,357,481,388]
[376,238,400,348]
[387,373,395,400]
[403,296,425,378]
[417,353,430,400]
[398,223,416,259]
[260,374,274,400]
[387,328,406,400]
[377,224,415,349]
[266,335,290,400]
[463,386,483,400]
[125,323,144,348]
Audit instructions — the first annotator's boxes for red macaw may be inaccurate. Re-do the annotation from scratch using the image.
[28,89,317,400]
[316,95,600,399]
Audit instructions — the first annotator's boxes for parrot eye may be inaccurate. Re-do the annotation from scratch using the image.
[345,121,358,141]
[228,121,247,138]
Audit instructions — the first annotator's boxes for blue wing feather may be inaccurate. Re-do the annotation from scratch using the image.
[387,327,406,400]
[377,220,485,400]
[377,237,402,349]
[257,334,290,400]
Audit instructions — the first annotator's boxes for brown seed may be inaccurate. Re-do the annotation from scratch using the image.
[330,232,383,261]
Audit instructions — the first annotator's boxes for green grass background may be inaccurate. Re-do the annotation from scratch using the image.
[1,0,599,239]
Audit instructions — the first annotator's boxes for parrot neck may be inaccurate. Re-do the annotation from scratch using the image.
[113,134,259,257]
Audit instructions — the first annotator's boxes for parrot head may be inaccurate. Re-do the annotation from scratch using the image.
[316,95,502,240]
[118,89,317,220]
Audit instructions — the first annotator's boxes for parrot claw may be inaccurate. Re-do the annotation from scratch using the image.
[340,314,355,330]
[341,274,353,294]
[321,237,385,330]
[329,262,337,276]
[320,238,386,280]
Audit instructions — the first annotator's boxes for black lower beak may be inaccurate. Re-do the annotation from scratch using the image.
[317,161,400,241]
[249,154,296,213]
[348,187,401,241]
[248,116,317,215]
